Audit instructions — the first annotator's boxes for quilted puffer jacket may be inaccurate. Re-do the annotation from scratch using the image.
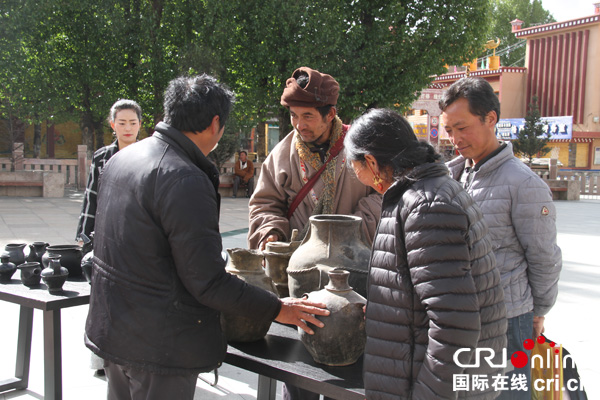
[447,142,561,318]
[363,162,507,400]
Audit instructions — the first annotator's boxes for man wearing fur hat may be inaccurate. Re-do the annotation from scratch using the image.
[248,67,381,252]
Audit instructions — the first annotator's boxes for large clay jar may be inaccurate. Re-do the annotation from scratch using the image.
[18,262,42,287]
[287,215,371,298]
[263,237,301,298]
[42,245,83,277]
[0,253,17,282]
[27,241,49,263]
[41,255,69,292]
[220,248,278,342]
[4,243,27,266]
[299,269,367,366]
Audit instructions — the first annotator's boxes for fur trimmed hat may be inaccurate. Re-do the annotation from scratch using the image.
[280,67,339,108]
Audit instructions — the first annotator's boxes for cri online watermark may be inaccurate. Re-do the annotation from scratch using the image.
[452,336,584,392]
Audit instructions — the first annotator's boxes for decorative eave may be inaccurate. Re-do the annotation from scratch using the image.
[550,138,592,143]
[431,67,527,84]
[515,15,600,38]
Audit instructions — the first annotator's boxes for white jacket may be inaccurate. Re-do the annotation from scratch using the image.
[447,142,561,318]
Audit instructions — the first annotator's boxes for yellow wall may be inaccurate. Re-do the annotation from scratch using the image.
[576,143,589,167]
[19,120,147,159]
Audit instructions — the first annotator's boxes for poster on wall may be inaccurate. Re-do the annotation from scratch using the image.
[495,116,573,140]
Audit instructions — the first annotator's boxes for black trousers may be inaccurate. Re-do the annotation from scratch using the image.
[105,360,197,400]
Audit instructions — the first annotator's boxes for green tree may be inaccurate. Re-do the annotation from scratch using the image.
[489,0,554,67]
[512,96,551,166]
[0,2,56,155]
[206,0,492,142]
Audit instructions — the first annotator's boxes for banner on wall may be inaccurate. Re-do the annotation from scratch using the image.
[495,116,573,140]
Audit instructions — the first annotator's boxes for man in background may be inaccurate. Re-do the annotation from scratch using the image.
[233,150,254,198]
[248,66,381,251]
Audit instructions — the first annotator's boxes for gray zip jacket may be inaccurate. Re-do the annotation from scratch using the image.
[447,142,561,318]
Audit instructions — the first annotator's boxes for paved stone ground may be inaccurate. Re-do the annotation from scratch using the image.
[0,190,599,399]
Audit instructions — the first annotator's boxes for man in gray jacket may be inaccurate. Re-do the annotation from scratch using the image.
[440,77,561,399]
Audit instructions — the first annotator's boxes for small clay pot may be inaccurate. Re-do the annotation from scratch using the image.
[299,269,366,366]
[27,242,49,263]
[4,243,27,266]
[41,255,69,292]
[0,253,17,282]
[220,248,278,342]
[42,245,83,277]
[18,262,42,287]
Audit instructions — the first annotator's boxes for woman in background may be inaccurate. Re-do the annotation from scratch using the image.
[344,108,507,399]
[76,99,142,242]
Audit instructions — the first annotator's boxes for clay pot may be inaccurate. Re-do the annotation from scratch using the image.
[41,255,69,292]
[0,253,17,282]
[263,239,300,298]
[4,243,27,266]
[42,245,83,277]
[299,269,366,366]
[220,248,278,342]
[287,215,371,298]
[27,241,49,263]
[18,262,42,287]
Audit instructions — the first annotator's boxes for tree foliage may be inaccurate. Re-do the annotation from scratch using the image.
[1,0,493,155]
[512,96,551,166]
[206,0,492,139]
[489,0,554,67]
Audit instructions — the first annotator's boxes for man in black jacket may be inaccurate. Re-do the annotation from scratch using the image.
[85,74,329,400]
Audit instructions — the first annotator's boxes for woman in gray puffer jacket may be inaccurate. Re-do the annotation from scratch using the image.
[344,109,507,399]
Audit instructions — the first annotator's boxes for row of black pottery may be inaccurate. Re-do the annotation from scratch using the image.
[0,254,69,291]
[3,242,83,276]
[1,242,83,292]
[223,214,369,367]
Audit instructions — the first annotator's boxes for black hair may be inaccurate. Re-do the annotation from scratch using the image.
[438,77,501,123]
[344,109,440,180]
[163,74,235,132]
[108,99,142,123]
[239,150,247,156]
[295,71,334,118]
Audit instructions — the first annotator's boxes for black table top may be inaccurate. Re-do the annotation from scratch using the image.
[225,322,365,400]
[0,277,90,311]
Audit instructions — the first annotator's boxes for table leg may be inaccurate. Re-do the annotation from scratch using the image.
[257,374,276,400]
[0,306,34,393]
[43,309,62,400]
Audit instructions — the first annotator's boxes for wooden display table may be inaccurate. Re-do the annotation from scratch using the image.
[0,278,90,400]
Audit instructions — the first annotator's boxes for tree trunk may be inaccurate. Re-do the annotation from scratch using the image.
[278,108,291,141]
[33,123,41,158]
[94,121,104,149]
[81,112,94,159]
[256,121,266,160]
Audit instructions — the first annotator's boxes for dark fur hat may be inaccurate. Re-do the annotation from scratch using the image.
[280,67,339,108]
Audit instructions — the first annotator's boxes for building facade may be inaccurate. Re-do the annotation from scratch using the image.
[409,4,600,169]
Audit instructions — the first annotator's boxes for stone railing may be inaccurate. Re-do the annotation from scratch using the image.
[533,159,599,200]
[0,143,90,189]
